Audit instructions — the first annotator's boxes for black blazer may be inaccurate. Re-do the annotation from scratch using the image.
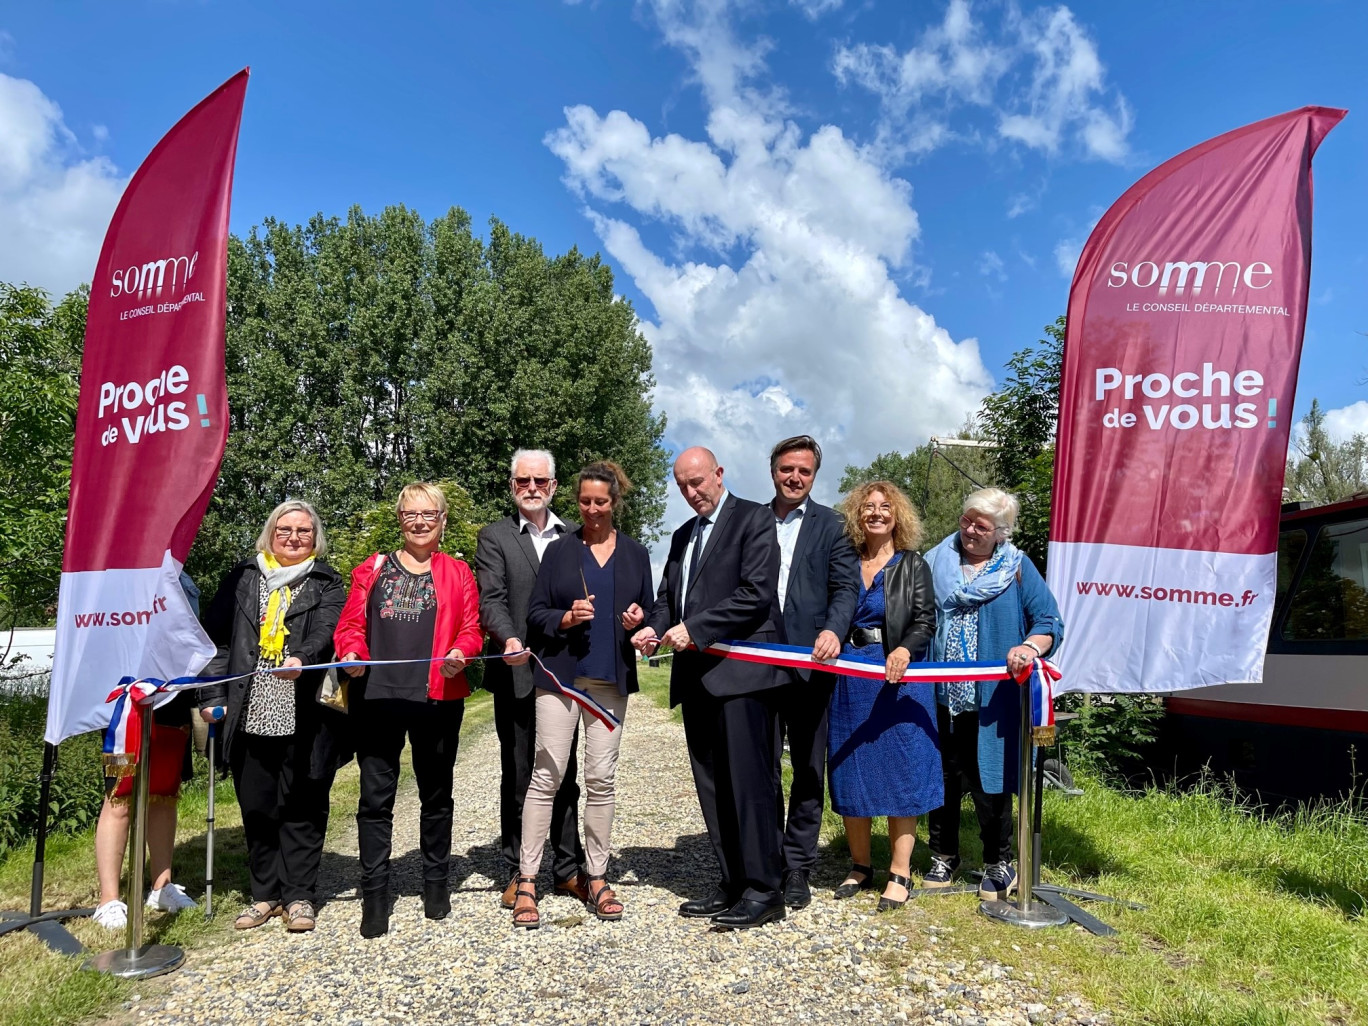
[879,550,937,660]
[774,499,860,680]
[646,493,782,705]
[475,513,571,699]
[199,557,349,777]
[525,528,655,697]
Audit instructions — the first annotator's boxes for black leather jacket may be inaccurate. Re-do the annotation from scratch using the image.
[879,550,936,659]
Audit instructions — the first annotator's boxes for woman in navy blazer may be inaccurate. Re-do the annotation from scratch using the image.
[515,461,655,927]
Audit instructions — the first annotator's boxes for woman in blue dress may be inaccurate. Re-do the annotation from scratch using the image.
[827,480,941,911]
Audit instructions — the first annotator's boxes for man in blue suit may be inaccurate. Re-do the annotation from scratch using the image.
[767,435,859,908]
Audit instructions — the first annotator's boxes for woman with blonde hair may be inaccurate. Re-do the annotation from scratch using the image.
[197,500,347,933]
[335,482,483,938]
[827,480,940,911]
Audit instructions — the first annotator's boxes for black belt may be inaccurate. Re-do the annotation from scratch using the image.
[849,627,883,648]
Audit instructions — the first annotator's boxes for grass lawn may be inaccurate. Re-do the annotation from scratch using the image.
[635,663,1368,1026]
[0,688,493,1026]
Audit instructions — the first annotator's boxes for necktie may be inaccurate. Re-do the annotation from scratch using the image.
[685,516,709,614]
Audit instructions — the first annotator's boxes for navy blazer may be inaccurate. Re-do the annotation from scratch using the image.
[526,527,655,697]
[772,498,860,680]
[646,493,782,705]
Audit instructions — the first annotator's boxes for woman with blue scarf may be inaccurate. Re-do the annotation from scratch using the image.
[923,488,1062,901]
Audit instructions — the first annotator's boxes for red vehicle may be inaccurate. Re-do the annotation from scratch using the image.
[1164,494,1368,803]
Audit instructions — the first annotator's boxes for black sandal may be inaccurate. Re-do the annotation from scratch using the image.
[834,863,875,899]
[586,875,623,922]
[877,872,911,912]
[511,874,540,930]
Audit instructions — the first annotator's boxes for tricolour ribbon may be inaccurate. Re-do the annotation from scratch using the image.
[102,650,622,768]
[1013,657,1060,746]
[703,639,1008,683]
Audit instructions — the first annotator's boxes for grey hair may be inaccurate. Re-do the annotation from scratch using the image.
[962,487,1019,536]
[256,499,328,558]
[510,448,556,480]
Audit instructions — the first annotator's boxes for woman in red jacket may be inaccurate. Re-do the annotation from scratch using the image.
[334,482,482,938]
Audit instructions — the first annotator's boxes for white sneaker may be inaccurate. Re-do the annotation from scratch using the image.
[146,883,197,913]
[92,899,128,930]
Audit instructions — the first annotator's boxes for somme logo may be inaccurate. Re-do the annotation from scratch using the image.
[110,251,200,300]
[1106,258,1274,297]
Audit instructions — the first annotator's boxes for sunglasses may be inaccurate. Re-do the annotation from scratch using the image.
[513,476,552,489]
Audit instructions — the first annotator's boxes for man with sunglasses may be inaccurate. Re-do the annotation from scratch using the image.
[475,449,588,908]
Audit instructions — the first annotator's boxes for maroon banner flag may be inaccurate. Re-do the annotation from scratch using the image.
[47,70,249,743]
[1048,106,1345,694]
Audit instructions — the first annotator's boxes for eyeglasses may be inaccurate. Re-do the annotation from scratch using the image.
[513,476,552,490]
[274,526,315,538]
[399,509,442,523]
[859,503,893,515]
[959,516,997,535]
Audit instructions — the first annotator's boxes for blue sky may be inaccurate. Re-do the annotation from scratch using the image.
[3,0,1366,514]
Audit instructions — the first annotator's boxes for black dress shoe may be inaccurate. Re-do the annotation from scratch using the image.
[359,889,390,938]
[679,888,733,919]
[783,869,812,909]
[423,880,450,920]
[713,898,786,930]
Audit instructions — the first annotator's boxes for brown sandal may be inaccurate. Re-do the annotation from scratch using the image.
[587,875,623,921]
[234,901,281,930]
[511,875,540,930]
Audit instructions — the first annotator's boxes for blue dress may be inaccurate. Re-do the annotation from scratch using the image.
[827,552,944,817]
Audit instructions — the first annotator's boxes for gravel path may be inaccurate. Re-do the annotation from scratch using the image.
[116,698,1109,1026]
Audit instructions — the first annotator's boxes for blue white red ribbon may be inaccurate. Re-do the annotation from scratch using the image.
[703,639,1008,683]
[1014,657,1060,742]
[102,650,621,768]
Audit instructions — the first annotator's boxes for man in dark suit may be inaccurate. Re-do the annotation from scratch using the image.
[766,435,859,909]
[631,446,786,929]
[474,448,587,908]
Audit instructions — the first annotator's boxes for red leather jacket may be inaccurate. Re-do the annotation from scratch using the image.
[333,551,483,700]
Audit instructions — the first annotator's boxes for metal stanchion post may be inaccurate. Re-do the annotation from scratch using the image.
[205,722,216,920]
[84,701,186,978]
[980,682,1068,929]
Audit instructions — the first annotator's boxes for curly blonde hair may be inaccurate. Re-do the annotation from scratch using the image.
[840,480,924,555]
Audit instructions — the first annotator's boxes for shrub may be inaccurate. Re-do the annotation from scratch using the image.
[0,693,106,857]
[1056,692,1164,784]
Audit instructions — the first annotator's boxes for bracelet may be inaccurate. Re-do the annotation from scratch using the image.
[1022,640,1043,657]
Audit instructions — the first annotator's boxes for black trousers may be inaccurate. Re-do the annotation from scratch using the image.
[682,688,783,905]
[230,732,334,907]
[355,698,464,893]
[926,707,1014,864]
[493,684,583,882]
[774,672,835,874]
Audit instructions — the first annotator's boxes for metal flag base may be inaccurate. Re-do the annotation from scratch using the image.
[82,943,185,979]
[1,744,93,955]
[979,897,1071,928]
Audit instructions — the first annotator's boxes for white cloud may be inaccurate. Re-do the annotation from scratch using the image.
[0,73,125,297]
[834,0,1131,164]
[548,0,991,526]
[1324,401,1368,442]
[789,0,842,19]
[979,249,1006,281]
[1053,235,1082,277]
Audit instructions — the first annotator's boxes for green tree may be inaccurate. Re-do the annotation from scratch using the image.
[1284,398,1368,505]
[977,315,1065,567]
[839,430,998,551]
[186,205,669,594]
[0,283,86,628]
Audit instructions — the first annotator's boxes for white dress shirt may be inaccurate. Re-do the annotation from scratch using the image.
[679,489,729,609]
[772,497,808,611]
[518,509,566,560]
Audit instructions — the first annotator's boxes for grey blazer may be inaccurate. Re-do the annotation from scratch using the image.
[474,513,570,699]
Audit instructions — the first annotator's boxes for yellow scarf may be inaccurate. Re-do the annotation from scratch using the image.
[258,551,314,664]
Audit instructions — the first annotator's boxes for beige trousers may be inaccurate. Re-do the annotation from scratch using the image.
[519,682,629,878]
